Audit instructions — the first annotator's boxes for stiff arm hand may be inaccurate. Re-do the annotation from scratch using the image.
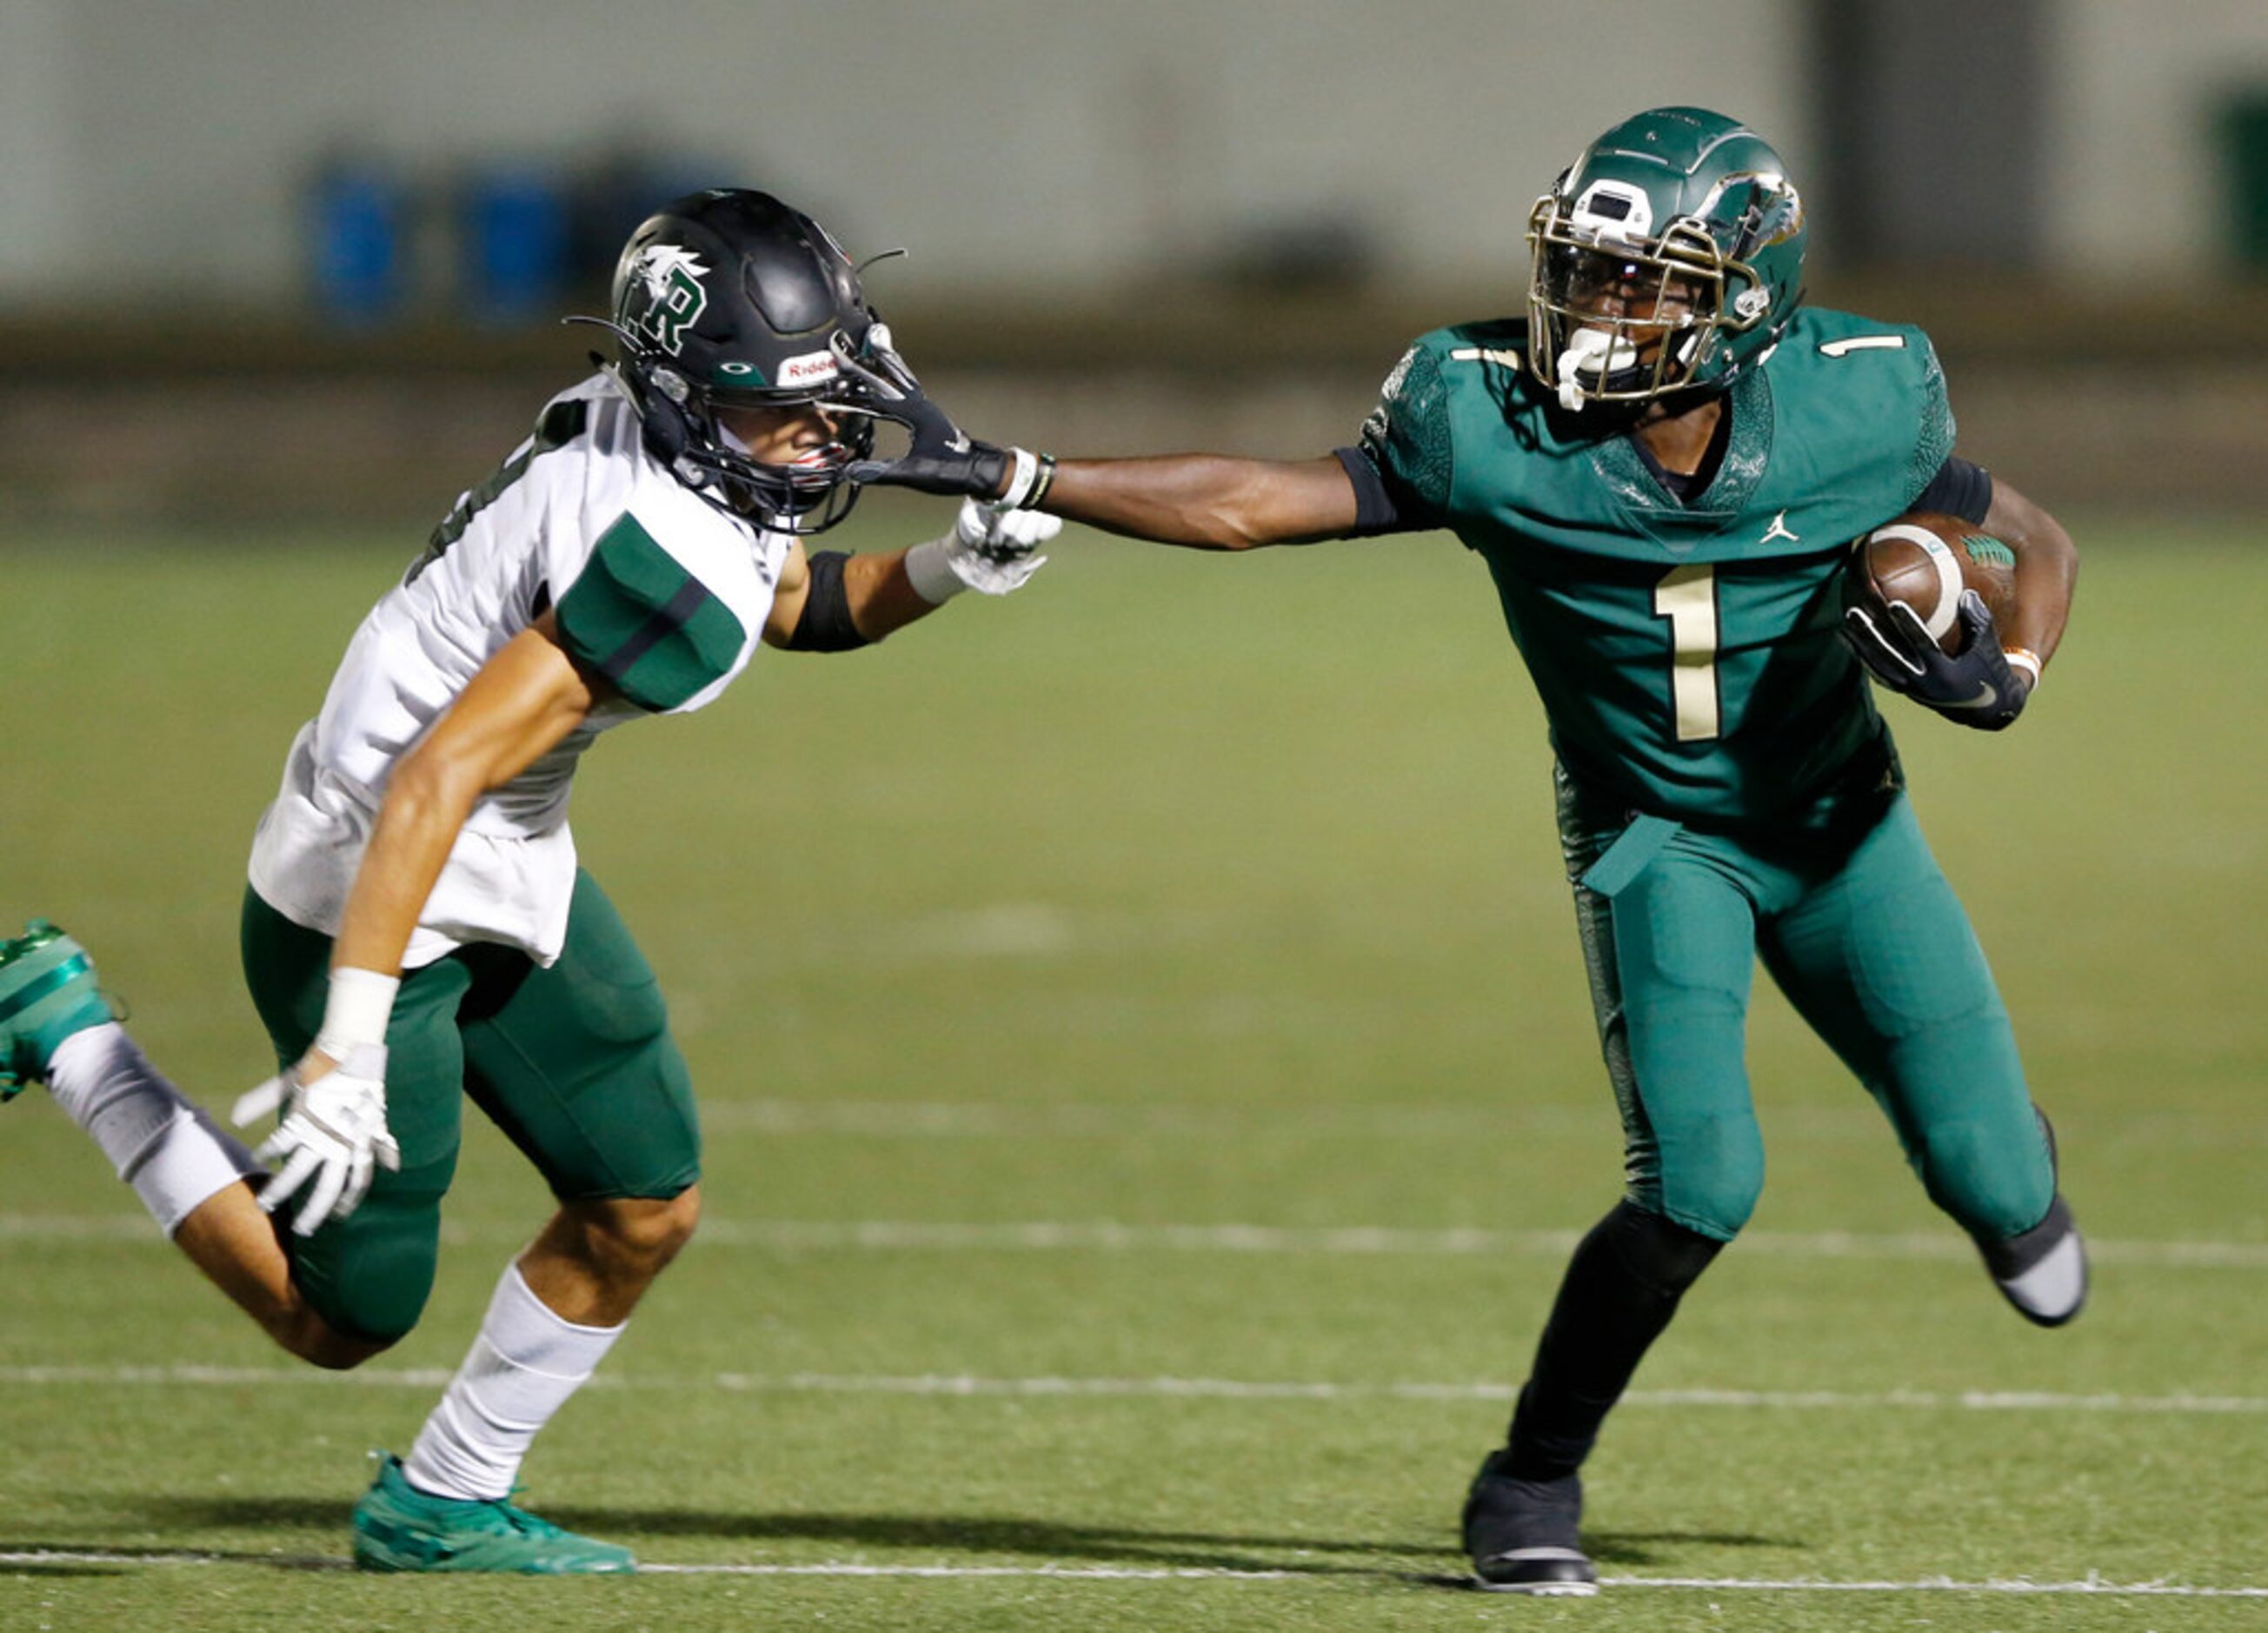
[842,322,1364,547]
[836,327,1052,506]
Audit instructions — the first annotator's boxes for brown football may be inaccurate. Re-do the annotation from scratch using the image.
[1846,511,2019,654]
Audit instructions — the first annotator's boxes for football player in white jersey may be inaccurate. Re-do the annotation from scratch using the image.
[0,189,1054,1572]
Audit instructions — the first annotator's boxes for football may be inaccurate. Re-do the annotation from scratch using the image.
[1846,511,2019,654]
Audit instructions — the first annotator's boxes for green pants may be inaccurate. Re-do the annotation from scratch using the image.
[239,871,700,1344]
[1558,767,2053,1244]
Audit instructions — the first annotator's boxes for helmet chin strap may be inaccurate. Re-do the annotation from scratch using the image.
[1554,327,1640,412]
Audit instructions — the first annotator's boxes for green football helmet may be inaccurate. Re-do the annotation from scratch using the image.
[1526,106,1806,412]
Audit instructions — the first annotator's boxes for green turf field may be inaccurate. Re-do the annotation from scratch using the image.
[3,517,2264,1630]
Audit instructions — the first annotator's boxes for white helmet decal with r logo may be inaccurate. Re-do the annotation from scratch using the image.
[627,245,711,356]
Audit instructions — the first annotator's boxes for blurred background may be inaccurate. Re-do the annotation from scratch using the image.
[4,12,2266,1616]
[2,0,2265,530]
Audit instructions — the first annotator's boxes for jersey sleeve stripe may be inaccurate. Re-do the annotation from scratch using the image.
[601,578,714,684]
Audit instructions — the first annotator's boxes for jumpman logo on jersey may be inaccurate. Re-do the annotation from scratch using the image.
[1761,511,1799,544]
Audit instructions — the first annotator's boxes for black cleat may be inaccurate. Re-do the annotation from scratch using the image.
[1462,1449,1598,1596]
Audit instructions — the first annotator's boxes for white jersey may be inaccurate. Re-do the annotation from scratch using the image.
[249,372,793,966]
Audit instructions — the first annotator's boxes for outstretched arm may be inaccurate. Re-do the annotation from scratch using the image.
[835,329,1371,550]
[1035,453,1361,550]
[853,440,1363,551]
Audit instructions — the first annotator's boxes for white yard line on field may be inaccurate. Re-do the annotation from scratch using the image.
[1597,1575,2268,1598]
[3,1363,2265,1416]
[6,1211,2266,1267]
[696,1098,1665,1139]
[0,1550,2263,1596]
[695,1096,2268,1143]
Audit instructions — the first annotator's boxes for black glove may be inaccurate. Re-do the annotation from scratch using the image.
[1842,589,2032,731]
[835,333,1012,498]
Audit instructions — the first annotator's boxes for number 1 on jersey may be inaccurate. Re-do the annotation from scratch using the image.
[1653,563,1720,742]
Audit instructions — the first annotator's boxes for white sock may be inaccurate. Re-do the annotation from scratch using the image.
[403,1263,624,1502]
[44,1023,262,1236]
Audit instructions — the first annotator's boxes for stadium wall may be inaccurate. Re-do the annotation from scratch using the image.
[2,1,2265,303]
[3,3,2265,526]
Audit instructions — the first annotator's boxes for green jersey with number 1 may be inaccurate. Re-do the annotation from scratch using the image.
[1359,307,1956,824]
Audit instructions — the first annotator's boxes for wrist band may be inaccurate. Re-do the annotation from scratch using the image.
[2003,647,2043,687]
[316,967,399,1061]
[1023,453,1058,510]
[1000,447,1041,508]
[902,536,967,604]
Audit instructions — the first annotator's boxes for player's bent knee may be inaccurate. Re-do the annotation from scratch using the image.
[1659,1189,1756,1244]
[294,1325,396,1371]
[1913,1119,2052,1243]
[575,1185,702,1280]
[1650,1122,1765,1242]
[271,1300,399,1370]
[283,1216,442,1356]
[643,1184,702,1255]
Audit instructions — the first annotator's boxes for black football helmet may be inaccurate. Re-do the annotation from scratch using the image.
[571,189,880,531]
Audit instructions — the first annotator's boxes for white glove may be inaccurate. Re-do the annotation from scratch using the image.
[230,1043,402,1236]
[905,499,1058,602]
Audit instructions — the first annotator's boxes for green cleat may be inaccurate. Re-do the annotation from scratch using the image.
[0,921,112,1100]
[351,1453,636,1574]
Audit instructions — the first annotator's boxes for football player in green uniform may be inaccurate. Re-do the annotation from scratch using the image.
[849,106,2085,1596]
